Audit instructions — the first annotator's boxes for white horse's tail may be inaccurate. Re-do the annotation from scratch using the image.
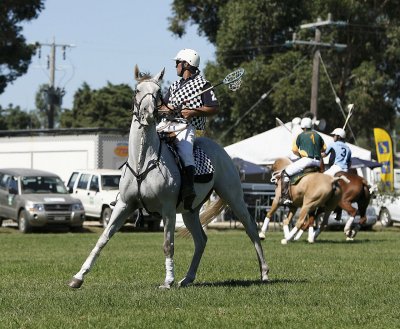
[178,196,227,238]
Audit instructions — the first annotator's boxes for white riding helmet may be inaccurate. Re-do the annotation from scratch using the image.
[292,117,301,125]
[173,49,200,68]
[300,117,312,129]
[331,127,346,138]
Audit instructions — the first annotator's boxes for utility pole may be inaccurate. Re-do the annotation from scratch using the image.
[287,14,347,120]
[36,38,75,128]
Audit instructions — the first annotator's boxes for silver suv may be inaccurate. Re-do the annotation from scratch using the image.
[0,168,85,233]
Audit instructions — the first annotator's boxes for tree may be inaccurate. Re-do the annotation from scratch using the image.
[0,0,44,94]
[60,82,134,130]
[0,104,40,130]
[169,0,400,151]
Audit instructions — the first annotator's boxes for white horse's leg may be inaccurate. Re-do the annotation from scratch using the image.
[68,200,134,288]
[259,216,270,240]
[178,210,207,287]
[159,210,176,289]
[228,200,269,282]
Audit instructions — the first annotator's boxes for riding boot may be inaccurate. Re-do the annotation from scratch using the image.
[279,170,292,206]
[181,165,196,210]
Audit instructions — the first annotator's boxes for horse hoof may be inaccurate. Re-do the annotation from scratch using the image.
[307,239,314,244]
[68,277,83,289]
[261,274,270,282]
[259,232,266,240]
[178,277,194,288]
[159,281,174,289]
[281,239,288,245]
[346,237,354,242]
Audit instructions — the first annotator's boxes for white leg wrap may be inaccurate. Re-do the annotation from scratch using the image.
[283,225,290,239]
[344,216,355,233]
[165,257,174,284]
[286,227,298,241]
[308,226,315,243]
[261,217,270,233]
[294,229,304,241]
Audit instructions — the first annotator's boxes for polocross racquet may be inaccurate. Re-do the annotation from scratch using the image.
[180,67,245,104]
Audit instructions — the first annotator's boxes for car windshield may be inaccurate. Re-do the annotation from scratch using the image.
[101,175,120,190]
[21,176,68,194]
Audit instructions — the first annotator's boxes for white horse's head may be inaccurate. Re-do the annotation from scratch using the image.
[132,65,165,126]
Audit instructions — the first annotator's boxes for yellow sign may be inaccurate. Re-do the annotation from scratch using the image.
[114,143,128,157]
[373,128,393,190]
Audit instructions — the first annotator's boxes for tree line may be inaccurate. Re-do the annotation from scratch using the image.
[2,0,400,153]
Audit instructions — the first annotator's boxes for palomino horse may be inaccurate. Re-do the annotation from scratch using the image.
[314,171,371,241]
[258,157,346,244]
[68,66,269,289]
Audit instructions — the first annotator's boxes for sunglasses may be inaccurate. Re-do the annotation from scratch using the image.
[175,60,183,67]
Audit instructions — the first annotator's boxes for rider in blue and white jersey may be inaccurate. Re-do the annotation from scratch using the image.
[322,128,352,176]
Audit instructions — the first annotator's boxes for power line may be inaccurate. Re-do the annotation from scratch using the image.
[286,13,348,120]
[318,53,357,144]
[218,55,309,142]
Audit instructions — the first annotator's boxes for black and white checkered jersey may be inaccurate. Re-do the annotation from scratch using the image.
[164,73,218,130]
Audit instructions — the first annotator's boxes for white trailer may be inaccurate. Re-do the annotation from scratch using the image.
[0,129,129,183]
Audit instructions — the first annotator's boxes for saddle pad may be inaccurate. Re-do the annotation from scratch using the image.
[194,147,214,183]
[165,144,214,183]
[290,166,319,185]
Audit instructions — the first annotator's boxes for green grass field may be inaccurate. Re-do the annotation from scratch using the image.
[0,225,399,329]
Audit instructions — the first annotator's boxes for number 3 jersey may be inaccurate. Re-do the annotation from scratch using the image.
[325,140,352,169]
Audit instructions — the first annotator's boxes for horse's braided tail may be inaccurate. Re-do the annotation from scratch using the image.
[177,196,227,238]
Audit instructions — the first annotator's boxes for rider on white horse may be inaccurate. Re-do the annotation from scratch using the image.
[160,49,219,210]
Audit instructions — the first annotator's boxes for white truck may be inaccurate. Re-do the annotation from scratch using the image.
[66,168,161,231]
[0,129,129,183]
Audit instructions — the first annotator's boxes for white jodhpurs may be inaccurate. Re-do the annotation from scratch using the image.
[324,164,347,176]
[175,124,195,167]
[285,157,320,176]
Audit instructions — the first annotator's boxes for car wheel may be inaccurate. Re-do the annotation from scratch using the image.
[18,210,32,233]
[379,208,393,227]
[102,207,112,228]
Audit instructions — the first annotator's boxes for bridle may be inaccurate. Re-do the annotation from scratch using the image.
[132,79,163,126]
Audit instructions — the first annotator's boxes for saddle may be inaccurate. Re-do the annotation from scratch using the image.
[290,166,320,185]
[159,132,214,183]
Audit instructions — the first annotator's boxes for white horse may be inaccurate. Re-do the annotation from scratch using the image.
[68,66,269,289]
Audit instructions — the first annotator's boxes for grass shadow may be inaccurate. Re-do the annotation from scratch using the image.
[191,277,308,288]
[314,238,385,244]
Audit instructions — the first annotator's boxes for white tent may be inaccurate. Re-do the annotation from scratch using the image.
[224,123,371,165]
